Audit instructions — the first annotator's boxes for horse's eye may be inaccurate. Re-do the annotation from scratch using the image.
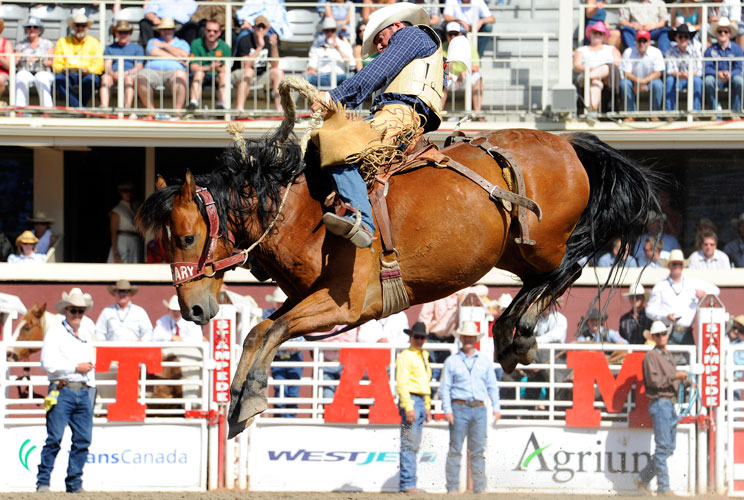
[184,235,195,246]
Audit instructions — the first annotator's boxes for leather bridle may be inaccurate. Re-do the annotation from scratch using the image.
[170,185,249,287]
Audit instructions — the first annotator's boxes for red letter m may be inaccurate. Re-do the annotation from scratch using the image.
[565,351,650,428]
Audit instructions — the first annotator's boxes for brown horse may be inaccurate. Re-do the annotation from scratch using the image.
[6,303,59,362]
[137,126,661,438]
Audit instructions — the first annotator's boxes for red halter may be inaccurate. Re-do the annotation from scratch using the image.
[170,185,248,287]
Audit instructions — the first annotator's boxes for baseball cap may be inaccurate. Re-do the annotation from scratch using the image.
[636,30,651,41]
[446,21,461,34]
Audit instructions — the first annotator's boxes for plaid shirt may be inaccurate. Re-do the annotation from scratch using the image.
[329,26,440,130]
[665,43,702,77]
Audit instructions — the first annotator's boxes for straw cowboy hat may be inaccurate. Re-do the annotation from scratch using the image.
[26,211,54,224]
[668,249,685,265]
[55,288,94,314]
[320,17,337,31]
[453,320,485,340]
[713,17,738,37]
[265,287,287,304]
[68,10,93,28]
[585,20,610,40]
[622,283,646,298]
[643,320,670,343]
[107,279,139,295]
[404,321,427,336]
[163,295,180,311]
[155,17,176,30]
[111,20,134,35]
[15,230,38,248]
[733,315,744,331]
[361,3,429,59]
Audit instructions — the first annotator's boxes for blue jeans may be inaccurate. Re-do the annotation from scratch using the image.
[322,364,343,400]
[665,75,702,111]
[620,26,670,53]
[620,78,663,111]
[329,165,376,233]
[477,23,493,58]
[704,74,743,111]
[639,398,677,493]
[37,384,94,493]
[306,72,348,89]
[399,395,426,491]
[446,403,488,493]
[272,351,303,418]
[55,72,100,107]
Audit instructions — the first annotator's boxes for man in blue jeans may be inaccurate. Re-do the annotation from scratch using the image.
[36,288,97,493]
[704,17,744,114]
[635,321,691,495]
[440,321,500,494]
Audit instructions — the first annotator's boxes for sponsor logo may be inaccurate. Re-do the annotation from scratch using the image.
[86,449,188,465]
[514,432,650,483]
[267,449,437,465]
[18,439,37,472]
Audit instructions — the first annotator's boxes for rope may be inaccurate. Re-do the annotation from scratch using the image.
[278,76,326,155]
[677,371,699,418]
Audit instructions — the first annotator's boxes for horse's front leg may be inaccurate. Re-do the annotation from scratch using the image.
[228,290,366,438]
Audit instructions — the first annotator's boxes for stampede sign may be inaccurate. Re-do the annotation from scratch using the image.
[212,318,232,404]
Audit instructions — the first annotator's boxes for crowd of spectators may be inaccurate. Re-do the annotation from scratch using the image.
[577,0,744,118]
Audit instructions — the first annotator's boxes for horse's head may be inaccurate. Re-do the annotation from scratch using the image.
[7,303,47,361]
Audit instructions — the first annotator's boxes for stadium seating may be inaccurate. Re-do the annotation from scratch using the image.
[0,4,29,44]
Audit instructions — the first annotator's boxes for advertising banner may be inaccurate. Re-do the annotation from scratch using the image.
[249,423,694,494]
[1,424,206,491]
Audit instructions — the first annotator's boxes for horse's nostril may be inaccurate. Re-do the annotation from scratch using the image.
[192,305,203,318]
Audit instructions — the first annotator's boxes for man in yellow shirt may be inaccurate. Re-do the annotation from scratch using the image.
[395,321,432,493]
[53,11,104,107]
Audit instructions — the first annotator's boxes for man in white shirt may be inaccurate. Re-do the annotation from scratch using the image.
[646,249,720,347]
[534,307,568,344]
[305,18,353,88]
[442,0,495,57]
[620,29,665,115]
[153,295,205,342]
[95,279,153,341]
[688,231,731,269]
[36,289,96,494]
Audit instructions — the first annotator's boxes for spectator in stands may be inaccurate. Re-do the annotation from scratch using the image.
[620,30,664,118]
[633,212,681,261]
[264,288,303,417]
[637,236,665,268]
[596,237,639,266]
[440,320,500,494]
[323,0,353,40]
[153,295,205,342]
[688,230,731,269]
[665,24,703,113]
[0,230,11,262]
[352,21,367,71]
[634,320,690,497]
[95,279,153,341]
[534,303,568,344]
[35,288,96,494]
[577,308,628,343]
[708,0,744,47]
[232,16,284,113]
[187,19,230,113]
[136,18,190,119]
[619,0,670,53]
[305,18,353,89]
[14,17,54,111]
[27,211,56,255]
[190,0,237,40]
[441,23,483,114]
[362,0,396,24]
[408,0,444,41]
[443,0,495,58]
[0,19,13,103]
[573,21,622,114]
[724,212,744,267]
[141,0,199,47]
[585,0,623,49]
[8,230,46,264]
[53,11,104,108]
[645,249,720,347]
[100,21,144,111]
[235,0,292,40]
[670,0,702,33]
[619,284,652,344]
[107,181,142,263]
[395,321,432,493]
[705,17,744,115]
[688,217,719,256]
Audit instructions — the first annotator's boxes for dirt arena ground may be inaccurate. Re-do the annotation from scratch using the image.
[0,492,723,499]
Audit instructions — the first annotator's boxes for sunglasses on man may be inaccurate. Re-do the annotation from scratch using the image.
[66,308,86,315]
[652,332,669,337]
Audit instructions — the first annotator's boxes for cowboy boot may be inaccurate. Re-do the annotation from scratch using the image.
[322,209,374,249]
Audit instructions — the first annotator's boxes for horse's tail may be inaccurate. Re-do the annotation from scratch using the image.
[564,132,663,271]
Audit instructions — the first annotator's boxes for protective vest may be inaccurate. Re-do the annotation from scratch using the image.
[383,24,443,126]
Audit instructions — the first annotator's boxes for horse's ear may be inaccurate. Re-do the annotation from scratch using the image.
[156,175,167,191]
[181,170,196,200]
[36,303,46,316]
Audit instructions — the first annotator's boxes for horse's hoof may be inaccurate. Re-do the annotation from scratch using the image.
[228,416,254,439]
[238,393,268,423]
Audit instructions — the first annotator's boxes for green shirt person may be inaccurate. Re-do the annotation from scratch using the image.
[188,19,231,112]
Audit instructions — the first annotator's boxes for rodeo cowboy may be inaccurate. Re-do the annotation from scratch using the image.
[311,3,444,249]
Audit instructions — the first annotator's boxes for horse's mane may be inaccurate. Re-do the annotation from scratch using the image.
[136,129,306,244]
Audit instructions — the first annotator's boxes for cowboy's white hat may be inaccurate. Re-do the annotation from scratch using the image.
[56,287,94,314]
[163,295,180,311]
[265,287,288,304]
[667,249,685,265]
[361,4,429,59]
[713,17,738,37]
[453,320,486,340]
[68,9,92,27]
[622,283,645,297]
[643,320,670,343]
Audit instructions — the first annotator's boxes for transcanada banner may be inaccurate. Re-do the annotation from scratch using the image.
[249,423,694,493]
[1,424,206,491]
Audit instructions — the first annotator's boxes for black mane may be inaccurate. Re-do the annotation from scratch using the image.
[136,129,306,244]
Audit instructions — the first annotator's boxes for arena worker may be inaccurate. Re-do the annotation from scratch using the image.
[310,3,444,248]
[95,279,153,341]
